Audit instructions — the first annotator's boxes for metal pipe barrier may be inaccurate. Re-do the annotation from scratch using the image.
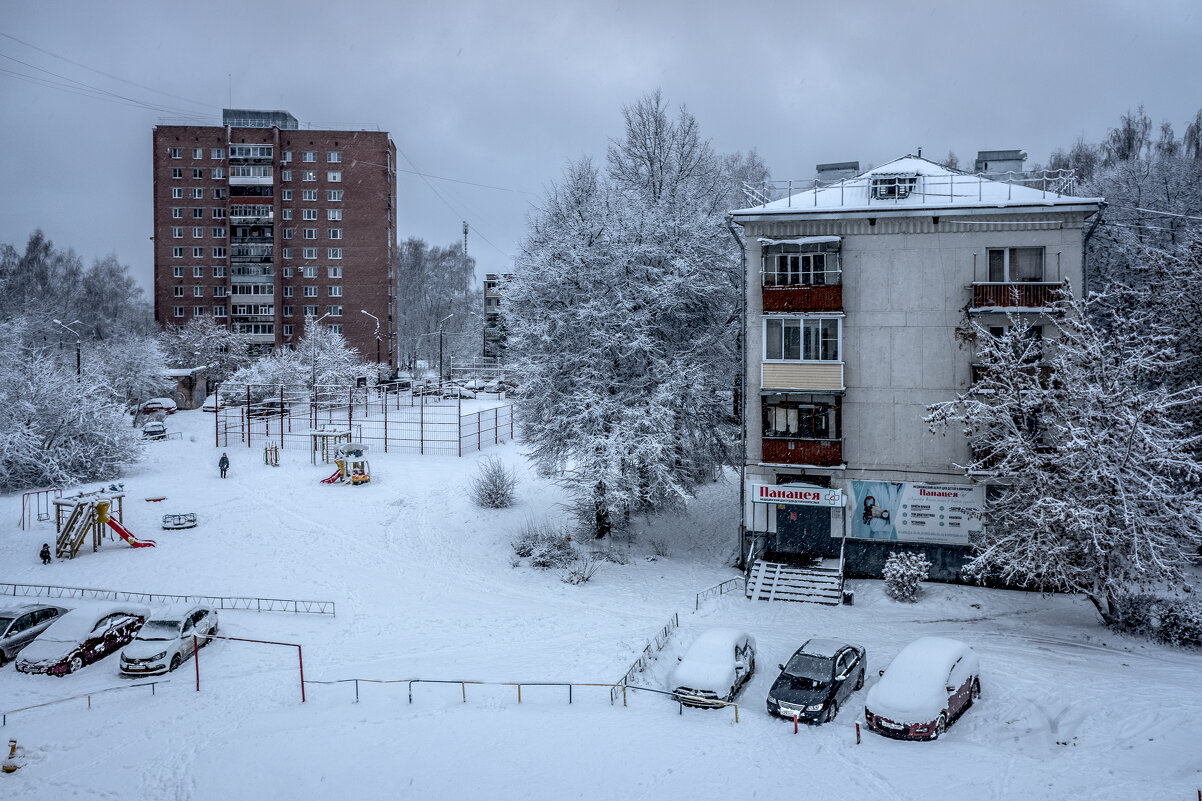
[2,680,167,726]
[695,577,748,610]
[610,613,679,703]
[0,581,335,616]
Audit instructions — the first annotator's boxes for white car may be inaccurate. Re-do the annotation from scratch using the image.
[669,627,756,707]
[865,636,981,740]
[119,605,218,676]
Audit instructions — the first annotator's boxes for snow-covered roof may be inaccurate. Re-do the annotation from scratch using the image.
[165,367,205,377]
[734,155,1102,216]
[758,236,842,248]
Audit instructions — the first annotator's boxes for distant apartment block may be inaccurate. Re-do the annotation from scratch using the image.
[152,109,398,367]
[483,273,512,359]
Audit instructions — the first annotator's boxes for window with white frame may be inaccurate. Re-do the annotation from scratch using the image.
[303,304,318,316]
[302,208,317,220]
[173,286,185,297]
[302,151,316,162]
[282,209,293,221]
[303,286,318,297]
[302,247,318,259]
[327,323,342,334]
[213,305,227,317]
[283,228,294,240]
[214,285,227,297]
[283,286,294,298]
[192,148,203,159]
[213,188,226,199]
[172,207,182,219]
[762,244,841,287]
[212,227,226,238]
[173,247,184,258]
[212,247,226,258]
[282,249,293,260]
[327,190,343,202]
[327,209,341,221]
[328,228,342,240]
[193,208,204,219]
[193,266,204,278]
[328,285,342,297]
[192,188,204,199]
[282,150,292,163]
[171,168,183,179]
[327,305,343,316]
[987,247,1045,282]
[280,169,292,182]
[172,187,183,199]
[327,151,341,163]
[169,147,182,159]
[282,189,293,201]
[193,286,204,297]
[173,306,185,317]
[172,227,183,238]
[302,189,317,201]
[283,305,294,317]
[761,393,842,439]
[302,266,317,278]
[283,324,294,336]
[212,207,226,219]
[763,317,841,361]
[282,267,293,278]
[192,227,203,238]
[303,228,317,240]
[173,266,184,278]
[229,145,273,159]
[211,167,226,179]
[211,148,225,159]
[192,168,204,179]
[194,305,205,316]
[327,266,342,278]
[193,247,204,257]
[327,171,342,182]
[302,170,316,182]
[328,248,342,259]
[213,265,227,278]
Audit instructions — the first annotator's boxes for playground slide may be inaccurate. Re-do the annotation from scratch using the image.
[105,518,157,548]
[320,469,342,484]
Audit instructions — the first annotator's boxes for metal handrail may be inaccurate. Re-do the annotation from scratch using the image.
[0,582,335,616]
[2,680,167,726]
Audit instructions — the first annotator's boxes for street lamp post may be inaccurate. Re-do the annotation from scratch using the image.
[438,313,454,384]
[52,319,83,380]
[360,310,381,375]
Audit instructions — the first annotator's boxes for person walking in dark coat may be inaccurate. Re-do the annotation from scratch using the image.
[40,544,51,565]
[218,452,230,479]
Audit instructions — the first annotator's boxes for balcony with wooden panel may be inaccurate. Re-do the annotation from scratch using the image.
[970,281,1066,312]
[761,437,843,467]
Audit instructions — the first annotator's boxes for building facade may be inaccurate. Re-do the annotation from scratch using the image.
[152,109,398,368]
[483,272,512,359]
[731,154,1101,580]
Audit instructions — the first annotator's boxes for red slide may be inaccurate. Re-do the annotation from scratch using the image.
[106,518,157,548]
[320,469,342,484]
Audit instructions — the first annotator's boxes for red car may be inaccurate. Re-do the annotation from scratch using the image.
[15,602,149,676]
[864,637,980,740]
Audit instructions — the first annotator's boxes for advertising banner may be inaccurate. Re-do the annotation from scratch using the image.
[849,481,983,545]
[751,483,844,508]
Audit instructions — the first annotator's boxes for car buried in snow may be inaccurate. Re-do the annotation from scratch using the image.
[669,628,756,708]
[0,604,68,664]
[140,397,178,415]
[864,636,981,740]
[766,638,866,723]
[120,605,218,676]
[15,602,149,676]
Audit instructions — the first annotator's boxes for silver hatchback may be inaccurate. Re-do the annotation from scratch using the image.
[0,604,68,663]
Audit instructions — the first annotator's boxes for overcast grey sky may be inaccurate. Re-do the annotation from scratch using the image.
[2,0,1199,293]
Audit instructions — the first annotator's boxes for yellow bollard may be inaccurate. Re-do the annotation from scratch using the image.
[2,739,21,773]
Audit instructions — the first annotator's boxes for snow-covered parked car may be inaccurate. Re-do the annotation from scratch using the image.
[15,602,148,676]
[141,420,167,440]
[669,628,756,707]
[120,605,218,676]
[440,386,476,399]
[140,397,178,415]
[0,604,68,664]
[864,636,980,740]
[766,638,866,723]
[202,394,223,412]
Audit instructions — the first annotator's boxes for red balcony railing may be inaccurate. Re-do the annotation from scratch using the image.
[761,437,842,467]
[762,284,842,313]
[971,282,1065,310]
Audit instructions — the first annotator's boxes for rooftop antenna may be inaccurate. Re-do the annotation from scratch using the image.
[228,74,232,107]
[917,146,922,158]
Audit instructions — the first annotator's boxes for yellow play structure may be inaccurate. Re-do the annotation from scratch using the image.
[320,442,371,486]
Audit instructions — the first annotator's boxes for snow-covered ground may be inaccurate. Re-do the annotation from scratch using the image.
[1,410,1200,799]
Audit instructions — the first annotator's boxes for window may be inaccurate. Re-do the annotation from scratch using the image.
[303,228,317,240]
[328,285,342,297]
[327,171,341,182]
[212,246,227,258]
[302,170,317,182]
[194,306,205,316]
[302,208,317,220]
[212,227,226,238]
[303,305,318,316]
[327,305,343,316]
[193,188,205,199]
[211,148,225,159]
[326,208,342,222]
[761,394,842,440]
[213,188,227,199]
[192,148,203,159]
[211,167,226,179]
[302,151,316,162]
[192,168,204,179]
[193,208,204,219]
[764,317,841,361]
[282,150,292,163]
[282,189,293,201]
[282,267,293,278]
[283,305,294,317]
[987,247,1045,282]
[171,168,183,179]
[173,306,185,317]
[281,169,292,181]
[193,266,204,278]
[303,286,318,297]
[283,286,294,298]
[283,324,294,336]
[283,228,294,240]
[172,266,184,278]
[192,227,204,238]
[328,228,342,240]
[213,305,227,317]
[214,285,227,297]
[172,187,183,199]
[173,286,185,297]
[327,190,343,202]
[327,324,343,334]
[212,207,226,219]
[766,253,840,287]
[233,323,274,335]
[193,286,204,297]
[327,151,341,163]
[302,189,318,201]
[871,173,917,199]
[327,248,342,259]
[193,247,204,257]
[171,207,182,219]
[233,165,273,179]
[302,247,318,259]
[172,227,183,238]
[282,248,293,260]
[327,266,342,278]
[230,145,273,159]
[282,209,293,221]
[169,147,182,159]
[302,266,317,278]
[213,265,227,278]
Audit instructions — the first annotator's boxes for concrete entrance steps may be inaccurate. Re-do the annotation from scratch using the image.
[745,558,843,605]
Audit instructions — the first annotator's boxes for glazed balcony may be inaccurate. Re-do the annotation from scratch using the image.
[970,282,1066,312]
[762,437,842,467]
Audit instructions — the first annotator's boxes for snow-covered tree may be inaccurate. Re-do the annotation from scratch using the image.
[91,333,172,408]
[223,315,370,397]
[509,91,751,536]
[927,293,1202,624]
[160,317,253,382]
[394,238,480,374]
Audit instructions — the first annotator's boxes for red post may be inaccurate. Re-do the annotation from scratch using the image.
[214,383,220,448]
[495,407,499,444]
[383,390,388,452]
[297,645,306,703]
[856,722,861,744]
[419,393,424,455]
[193,635,200,692]
[794,712,799,734]
[246,385,252,448]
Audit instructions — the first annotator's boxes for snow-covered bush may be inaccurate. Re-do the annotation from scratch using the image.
[561,552,601,585]
[469,455,518,508]
[511,519,576,569]
[1110,594,1202,648]
[882,551,932,602]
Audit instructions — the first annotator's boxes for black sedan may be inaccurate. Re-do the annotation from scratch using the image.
[766,638,866,723]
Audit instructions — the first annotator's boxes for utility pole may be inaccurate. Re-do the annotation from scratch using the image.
[53,319,83,380]
[438,313,454,383]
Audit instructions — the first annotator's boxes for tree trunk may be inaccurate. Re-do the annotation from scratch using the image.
[593,480,610,539]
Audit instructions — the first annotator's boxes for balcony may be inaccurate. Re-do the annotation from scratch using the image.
[231,268,274,282]
[761,362,844,392]
[762,284,842,313]
[762,437,842,467]
[970,282,1066,312]
[231,235,273,245]
[971,363,1053,389]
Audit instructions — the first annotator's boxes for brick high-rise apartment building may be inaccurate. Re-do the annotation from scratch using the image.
[152,109,397,368]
